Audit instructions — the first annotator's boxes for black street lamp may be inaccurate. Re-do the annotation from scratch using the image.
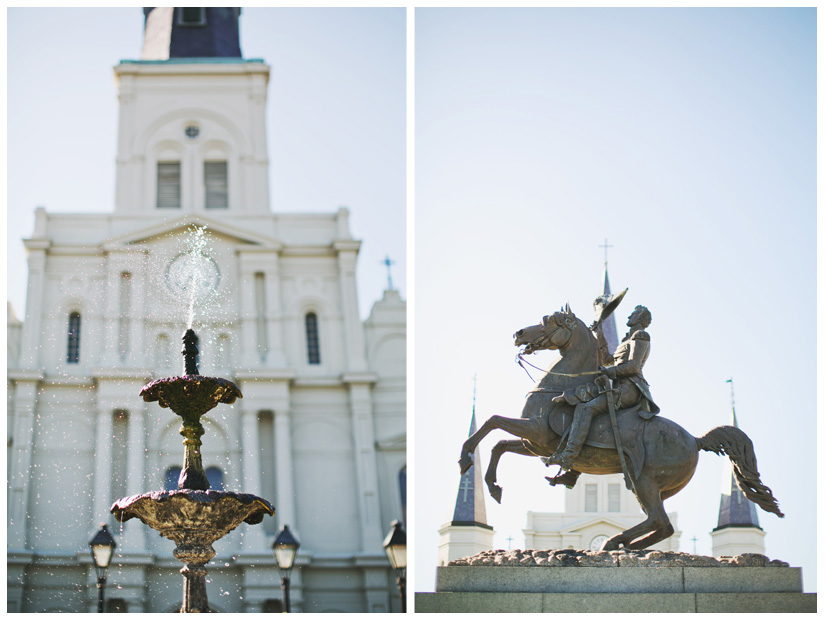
[383,520,406,613]
[273,525,300,613]
[89,523,117,613]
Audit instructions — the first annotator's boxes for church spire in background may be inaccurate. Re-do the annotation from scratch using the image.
[714,379,761,530]
[599,239,620,355]
[452,376,488,525]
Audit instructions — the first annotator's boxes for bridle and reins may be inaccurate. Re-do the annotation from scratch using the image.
[516,319,600,384]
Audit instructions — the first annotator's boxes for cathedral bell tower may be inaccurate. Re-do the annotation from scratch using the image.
[113,8,270,215]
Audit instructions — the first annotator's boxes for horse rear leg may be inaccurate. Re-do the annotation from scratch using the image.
[603,475,670,551]
[625,523,675,550]
[485,440,536,504]
[460,415,545,474]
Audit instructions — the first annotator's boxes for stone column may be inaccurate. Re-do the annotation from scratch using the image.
[334,239,368,372]
[238,252,261,369]
[20,235,48,371]
[123,404,146,550]
[114,70,138,212]
[241,406,265,549]
[101,253,129,368]
[274,407,296,528]
[129,251,147,368]
[343,376,383,551]
[264,254,286,367]
[247,69,270,212]
[7,377,41,548]
[93,406,115,525]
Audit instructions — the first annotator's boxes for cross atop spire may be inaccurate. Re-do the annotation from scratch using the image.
[382,255,396,291]
[727,378,738,428]
[599,238,613,269]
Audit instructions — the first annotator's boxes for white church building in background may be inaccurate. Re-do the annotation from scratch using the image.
[7,8,405,613]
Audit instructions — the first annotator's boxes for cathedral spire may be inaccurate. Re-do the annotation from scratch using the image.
[714,379,761,530]
[142,8,242,60]
[599,240,620,355]
[451,376,488,526]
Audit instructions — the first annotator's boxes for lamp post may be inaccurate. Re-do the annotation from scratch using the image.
[383,520,406,613]
[273,525,300,613]
[89,523,117,613]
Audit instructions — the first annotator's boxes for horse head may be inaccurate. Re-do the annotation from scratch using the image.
[513,304,583,355]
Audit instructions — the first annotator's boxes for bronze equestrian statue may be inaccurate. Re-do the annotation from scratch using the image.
[458,297,783,551]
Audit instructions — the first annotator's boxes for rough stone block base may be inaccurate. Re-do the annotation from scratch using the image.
[415,591,817,613]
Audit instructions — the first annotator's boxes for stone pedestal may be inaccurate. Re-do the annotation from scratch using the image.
[415,550,817,613]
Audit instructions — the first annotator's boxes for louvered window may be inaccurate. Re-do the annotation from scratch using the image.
[585,484,598,512]
[67,312,81,363]
[179,8,206,26]
[157,162,181,208]
[608,483,621,512]
[305,312,321,365]
[205,161,228,209]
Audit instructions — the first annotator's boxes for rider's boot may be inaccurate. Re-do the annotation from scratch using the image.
[557,402,593,470]
[546,469,581,489]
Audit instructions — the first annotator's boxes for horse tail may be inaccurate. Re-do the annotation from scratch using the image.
[696,425,784,518]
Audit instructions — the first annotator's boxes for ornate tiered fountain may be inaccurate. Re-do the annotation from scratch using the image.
[111,329,274,613]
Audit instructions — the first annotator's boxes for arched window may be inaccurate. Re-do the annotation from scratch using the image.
[165,467,181,491]
[205,467,225,490]
[399,466,407,524]
[67,312,81,363]
[165,466,225,491]
[305,312,320,365]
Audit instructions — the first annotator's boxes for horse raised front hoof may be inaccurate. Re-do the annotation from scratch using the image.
[488,483,502,504]
[458,454,474,475]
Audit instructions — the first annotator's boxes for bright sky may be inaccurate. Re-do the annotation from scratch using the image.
[7,7,406,321]
[415,7,816,594]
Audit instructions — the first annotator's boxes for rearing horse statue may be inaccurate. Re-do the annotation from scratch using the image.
[458,305,783,551]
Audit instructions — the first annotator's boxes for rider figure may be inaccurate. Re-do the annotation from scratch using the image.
[551,305,658,471]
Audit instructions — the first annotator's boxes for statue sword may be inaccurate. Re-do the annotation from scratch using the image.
[596,374,636,494]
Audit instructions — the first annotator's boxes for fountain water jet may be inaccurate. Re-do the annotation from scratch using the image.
[111,329,274,613]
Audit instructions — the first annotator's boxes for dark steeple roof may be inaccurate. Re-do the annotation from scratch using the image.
[601,267,620,355]
[451,379,492,529]
[142,8,242,60]
[713,403,762,531]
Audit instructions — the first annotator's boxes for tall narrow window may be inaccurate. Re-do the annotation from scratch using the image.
[67,312,81,363]
[157,162,181,208]
[204,161,228,209]
[584,483,598,512]
[305,312,320,364]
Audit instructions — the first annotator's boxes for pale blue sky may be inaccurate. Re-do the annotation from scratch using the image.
[415,7,815,593]
[7,7,406,321]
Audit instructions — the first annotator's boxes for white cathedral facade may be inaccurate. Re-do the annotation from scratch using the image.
[7,8,405,613]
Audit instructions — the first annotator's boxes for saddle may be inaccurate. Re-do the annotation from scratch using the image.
[548,400,649,480]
